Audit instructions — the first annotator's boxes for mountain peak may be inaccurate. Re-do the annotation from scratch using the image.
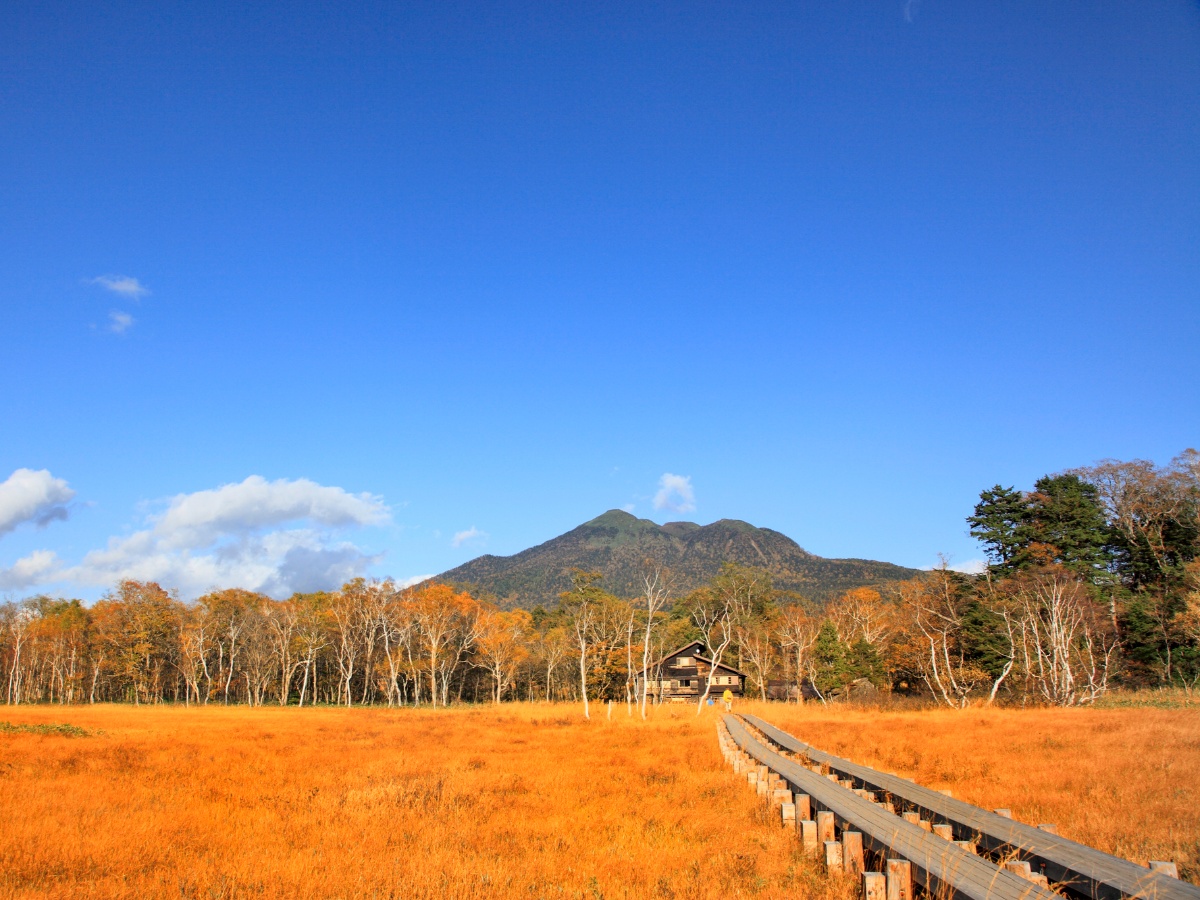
[437,511,919,609]
[584,509,647,529]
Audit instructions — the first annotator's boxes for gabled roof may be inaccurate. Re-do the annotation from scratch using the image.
[696,654,747,677]
[645,640,705,672]
[640,640,747,677]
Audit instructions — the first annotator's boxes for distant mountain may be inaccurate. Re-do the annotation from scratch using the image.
[436,510,920,608]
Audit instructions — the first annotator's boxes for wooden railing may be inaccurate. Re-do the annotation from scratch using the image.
[720,714,1195,900]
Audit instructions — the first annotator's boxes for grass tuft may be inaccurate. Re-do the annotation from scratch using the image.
[0,721,92,737]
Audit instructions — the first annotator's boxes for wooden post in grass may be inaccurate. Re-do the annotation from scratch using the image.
[1005,860,1032,879]
[954,841,977,854]
[795,793,811,820]
[994,808,1012,818]
[800,819,818,852]
[1037,824,1058,835]
[918,820,932,833]
[1150,862,1179,878]
[863,872,887,900]
[902,812,920,826]
[816,810,835,843]
[886,859,912,900]
[825,841,844,873]
[843,831,864,877]
[772,788,791,808]
[781,802,796,827]
[932,824,953,840]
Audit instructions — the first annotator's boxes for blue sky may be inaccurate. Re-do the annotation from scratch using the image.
[2,2,1198,600]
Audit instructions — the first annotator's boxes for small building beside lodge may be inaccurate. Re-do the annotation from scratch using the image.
[636,640,748,703]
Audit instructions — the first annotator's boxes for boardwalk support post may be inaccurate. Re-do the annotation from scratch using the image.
[816,810,835,843]
[800,819,818,852]
[886,859,912,900]
[825,840,844,873]
[843,831,865,877]
[864,872,887,900]
[795,793,811,820]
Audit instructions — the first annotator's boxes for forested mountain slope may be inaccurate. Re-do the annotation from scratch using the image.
[437,510,919,607]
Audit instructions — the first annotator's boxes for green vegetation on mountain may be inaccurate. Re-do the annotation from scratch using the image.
[436,509,919,607]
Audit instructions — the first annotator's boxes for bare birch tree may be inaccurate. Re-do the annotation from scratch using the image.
[776,603,818,704]
[690,564,762,713]
[637,566,672,719]
[1009,569,1116,705]
[561,570,603,720]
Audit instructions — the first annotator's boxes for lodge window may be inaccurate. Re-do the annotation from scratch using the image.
[675,656,693,666]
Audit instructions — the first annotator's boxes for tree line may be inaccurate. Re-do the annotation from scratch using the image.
[3,451,1197,709]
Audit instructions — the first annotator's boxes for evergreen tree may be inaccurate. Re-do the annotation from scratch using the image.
[1023,474,1112,576]
[810,621,849,698]
[968,476,1112,577]
[968,485,1027,572]
[958,598,1011,681]
[845,637,885,687]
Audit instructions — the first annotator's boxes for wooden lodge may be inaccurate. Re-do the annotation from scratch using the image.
[636,640,747,703]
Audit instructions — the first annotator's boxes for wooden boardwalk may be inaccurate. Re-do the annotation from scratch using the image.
[723,714,1196,900]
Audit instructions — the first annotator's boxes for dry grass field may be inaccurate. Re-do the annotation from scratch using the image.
[2,700,1197,898]
[0,703,841,900]
[747,699,1200,884]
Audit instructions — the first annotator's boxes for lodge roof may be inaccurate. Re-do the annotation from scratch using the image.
[641,640,748,678]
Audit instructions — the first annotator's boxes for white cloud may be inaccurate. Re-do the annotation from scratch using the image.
[398,574,433,589]
[0,550,63,591]
[65,527,380,598]
[653,473,696,515]
[153,475,388,549]
[1,475,392,599]
[923,558,988,575]
[452,526,487,548]
[0,468,76,537]
[90,274,149,299]
[622,503,635,513]
[108,310,135,333]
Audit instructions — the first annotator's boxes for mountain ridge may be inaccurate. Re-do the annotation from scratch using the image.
[436,510,919,608]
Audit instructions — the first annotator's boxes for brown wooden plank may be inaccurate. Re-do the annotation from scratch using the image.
[724,715,1057,900]
[741,714,1196,900]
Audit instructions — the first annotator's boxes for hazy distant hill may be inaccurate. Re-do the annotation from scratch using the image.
[436,510,919,608]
